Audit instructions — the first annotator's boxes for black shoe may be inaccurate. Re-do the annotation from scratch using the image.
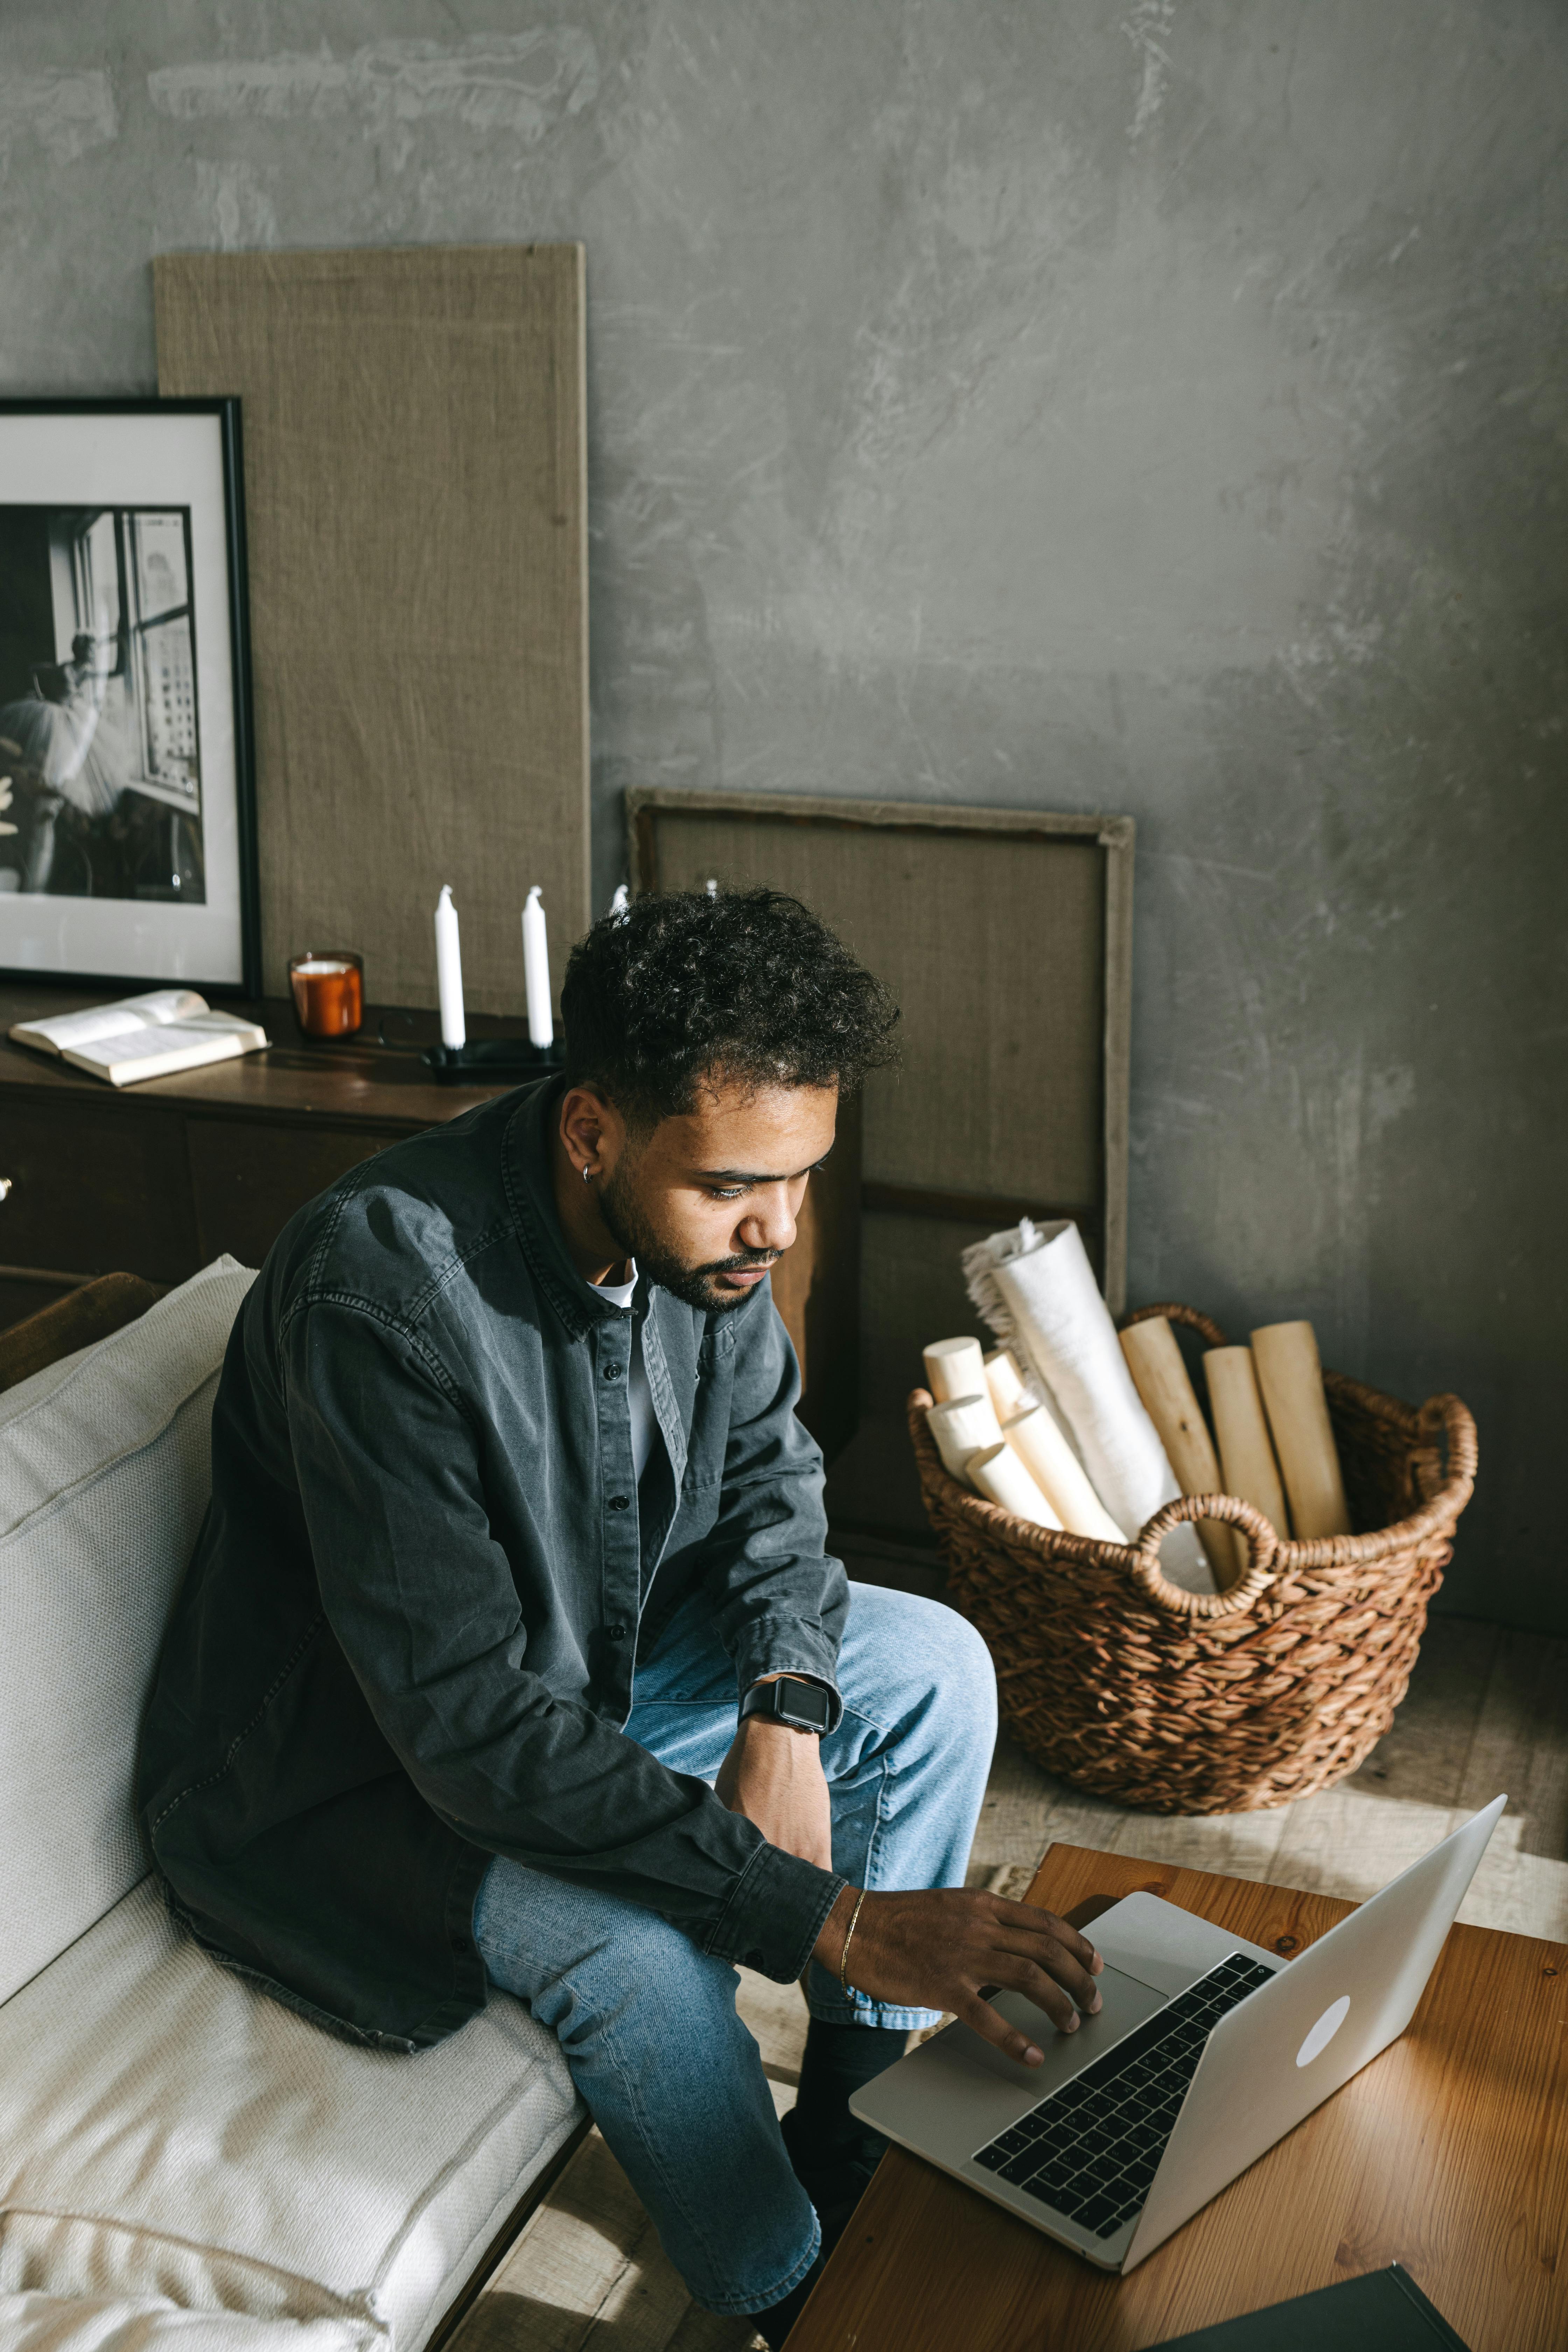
[785,2017,905,2188]
[779,2101,884,2233]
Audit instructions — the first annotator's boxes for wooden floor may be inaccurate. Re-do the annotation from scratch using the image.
[450,1614,1568,2352]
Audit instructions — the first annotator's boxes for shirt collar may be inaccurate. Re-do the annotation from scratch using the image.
[503,1077,630,1336]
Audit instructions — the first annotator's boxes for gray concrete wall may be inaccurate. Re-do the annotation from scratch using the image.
[4,1,1564,1628]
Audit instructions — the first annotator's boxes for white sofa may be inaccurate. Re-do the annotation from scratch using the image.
[0,1259,586,2352]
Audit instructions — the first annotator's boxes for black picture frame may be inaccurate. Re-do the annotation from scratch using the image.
[0,396,260,997]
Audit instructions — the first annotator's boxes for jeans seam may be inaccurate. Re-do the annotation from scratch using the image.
[835,1699,899,1743]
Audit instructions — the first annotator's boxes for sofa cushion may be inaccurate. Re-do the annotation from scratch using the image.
[0,2292,380,2352]
[0,1879,582,2352]
[0,1258,255,2004]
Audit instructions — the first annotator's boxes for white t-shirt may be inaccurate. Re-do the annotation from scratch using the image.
[589,1261,657,1485]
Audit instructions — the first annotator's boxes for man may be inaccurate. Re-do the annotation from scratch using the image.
[139,887,1102,2342]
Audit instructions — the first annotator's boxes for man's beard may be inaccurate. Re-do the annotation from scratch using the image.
[594,1160,777,1314]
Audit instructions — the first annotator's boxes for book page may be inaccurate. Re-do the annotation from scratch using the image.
[176,1011,270,1049]
[61,1018,267,1087]
[9,989,209,1055]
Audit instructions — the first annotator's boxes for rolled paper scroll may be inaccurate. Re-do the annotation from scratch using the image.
[1119,1317,1244,1587]
[983,1346,1030,1421]
[966,1441,1062,1530]
[925,1392,1004,1485]
[923,1335,989,1406]
[962,1218,1211,1590]
[1001,1405,1127,1547]
[1250,1320,1351,1540]
[1204,1346,1292,1544]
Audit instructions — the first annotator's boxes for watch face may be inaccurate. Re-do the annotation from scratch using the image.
[781,1678,831,1730]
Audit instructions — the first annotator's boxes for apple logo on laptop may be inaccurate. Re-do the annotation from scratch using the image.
[1296,1995,1351,2068]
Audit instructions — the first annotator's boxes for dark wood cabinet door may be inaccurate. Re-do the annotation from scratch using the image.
[187,1120,407,1269]
[0,1101,201,1282]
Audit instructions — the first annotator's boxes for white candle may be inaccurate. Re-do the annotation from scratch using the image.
[434,884,465,1049]
[522,885,553,1048]
[608,882,629,920]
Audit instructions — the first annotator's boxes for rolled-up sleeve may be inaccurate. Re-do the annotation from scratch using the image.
[286,1299,840,1980]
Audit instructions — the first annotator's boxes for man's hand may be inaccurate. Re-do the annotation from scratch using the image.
[813,1885,1104,2066]
[716,1713,833,1872]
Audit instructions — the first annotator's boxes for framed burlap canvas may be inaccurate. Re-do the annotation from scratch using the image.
[629,787,1134,1538]
[155,244,588,1016]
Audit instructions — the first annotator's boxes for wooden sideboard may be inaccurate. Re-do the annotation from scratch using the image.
[0,981,859,1454]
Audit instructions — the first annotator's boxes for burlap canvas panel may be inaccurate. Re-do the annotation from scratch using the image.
[632,797,1115,1211]
[156,244,589,1013]
[630,791,1133,1512]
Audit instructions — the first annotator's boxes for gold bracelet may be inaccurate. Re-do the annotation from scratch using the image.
[839,1886,869,1996]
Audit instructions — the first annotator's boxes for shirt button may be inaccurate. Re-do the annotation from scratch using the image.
[603,1363,622,1380]
[608,1494,630,1511]
[606,1624,628,1641]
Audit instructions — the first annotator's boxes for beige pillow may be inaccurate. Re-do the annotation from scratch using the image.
[0,1257,255,2004]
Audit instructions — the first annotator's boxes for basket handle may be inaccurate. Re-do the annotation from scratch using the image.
[1120,1302,1229,1350]
[1418,1391,1478,1489]
[1129,1492,1281,1619]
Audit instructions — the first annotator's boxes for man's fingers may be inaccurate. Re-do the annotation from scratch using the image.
[957,1989,1051,2067]
[995,1899,1104,1975]
[982,1900,1102,2010]
[991,1934,1102,2015]
[987,1951,1089,2035]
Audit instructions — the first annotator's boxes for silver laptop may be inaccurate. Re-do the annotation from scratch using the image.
[851,1796,1505,2273]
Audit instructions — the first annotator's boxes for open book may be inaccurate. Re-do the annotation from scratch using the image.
[9,989,269,1087]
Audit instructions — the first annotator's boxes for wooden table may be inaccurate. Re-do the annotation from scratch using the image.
[790,1844,1568,2352]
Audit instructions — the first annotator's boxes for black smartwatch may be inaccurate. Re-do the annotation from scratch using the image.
[740,1675,833,1734]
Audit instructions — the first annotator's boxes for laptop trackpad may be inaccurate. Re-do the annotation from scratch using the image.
[948,1964,1168,2095]
[851,1963,1170,2157]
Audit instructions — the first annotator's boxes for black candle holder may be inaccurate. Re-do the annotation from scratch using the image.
[420,1037,565,1083]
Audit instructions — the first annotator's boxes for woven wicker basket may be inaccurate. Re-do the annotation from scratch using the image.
[910,1303,1477,1815]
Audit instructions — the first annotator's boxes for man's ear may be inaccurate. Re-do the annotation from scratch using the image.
[558,1084,623,1179]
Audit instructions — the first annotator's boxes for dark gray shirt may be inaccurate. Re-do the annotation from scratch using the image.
[138,1078,847,2050]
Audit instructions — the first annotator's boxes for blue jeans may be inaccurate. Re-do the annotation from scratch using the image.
[472,1580,996,2314]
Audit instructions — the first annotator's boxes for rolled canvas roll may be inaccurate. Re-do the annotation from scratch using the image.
[962,1218,1212,1591]
[983,1346,1030,1421]
[967,1441,1062,1530]
[1119,1317,1244,1587]
[924,1336,989,1405]
[1250,1320,1351,1540]
[1002,1405,1127,1547]
[925,1392,1004,1486]
[1204,1346,1292,1543]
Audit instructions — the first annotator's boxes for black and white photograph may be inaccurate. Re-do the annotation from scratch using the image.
[0,401,257,992]
[0,503,204,902]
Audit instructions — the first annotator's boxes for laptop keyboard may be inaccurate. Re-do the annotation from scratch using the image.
[971,1952,1276,2241]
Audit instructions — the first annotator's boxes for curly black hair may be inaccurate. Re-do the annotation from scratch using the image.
[561,886,899,1126]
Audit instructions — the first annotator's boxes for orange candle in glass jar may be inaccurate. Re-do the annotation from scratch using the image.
[289,951,364,1038]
